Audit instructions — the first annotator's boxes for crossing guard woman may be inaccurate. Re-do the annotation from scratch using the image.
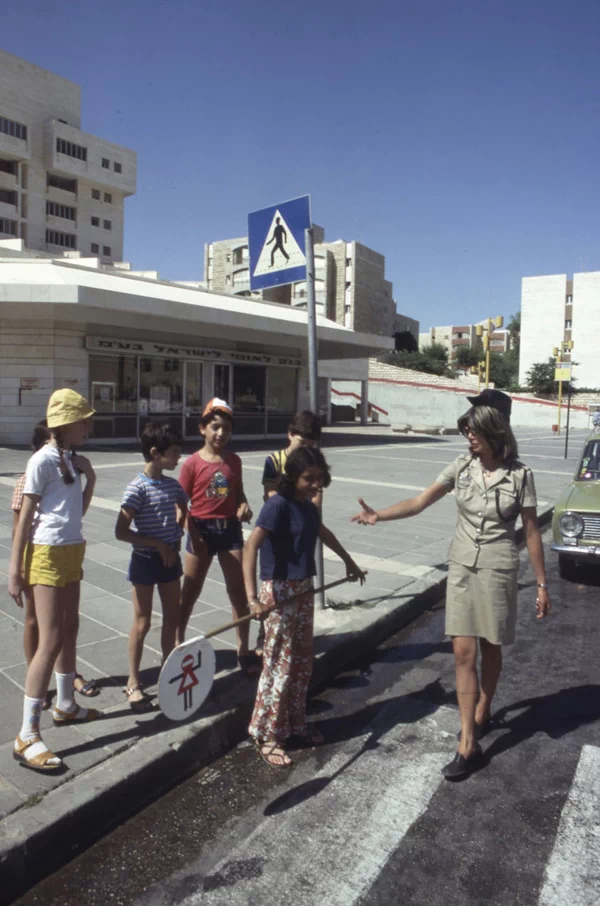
[353,389,551,779]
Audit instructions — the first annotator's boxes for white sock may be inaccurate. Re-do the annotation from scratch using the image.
[19,695,44,742]
[55,671,78,713]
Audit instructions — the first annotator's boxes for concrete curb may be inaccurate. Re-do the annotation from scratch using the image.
[0,504,554,903]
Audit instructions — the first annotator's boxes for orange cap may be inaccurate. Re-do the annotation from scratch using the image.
[202,397,233,419]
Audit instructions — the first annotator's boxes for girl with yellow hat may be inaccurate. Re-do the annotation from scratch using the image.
[8,389,101,772]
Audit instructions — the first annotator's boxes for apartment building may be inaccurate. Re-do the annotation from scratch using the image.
[519,274,582,386]
[0,49,136,263]
[204,230,418,342]
[419,321,509,360]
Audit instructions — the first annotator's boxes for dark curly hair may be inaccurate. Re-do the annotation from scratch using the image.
[140,422,183,461]
[277,446,332,498]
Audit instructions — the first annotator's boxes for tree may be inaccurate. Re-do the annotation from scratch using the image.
[489,351,519,390]
[453,345,480,369]
[386,342,452,377]
[394,330,418,353]
[507,311,521,356]
[526,358,557,395]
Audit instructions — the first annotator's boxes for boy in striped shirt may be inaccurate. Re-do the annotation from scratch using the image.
[116,423,189,712]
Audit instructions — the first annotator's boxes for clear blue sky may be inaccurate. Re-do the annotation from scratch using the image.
[4,0,600,329]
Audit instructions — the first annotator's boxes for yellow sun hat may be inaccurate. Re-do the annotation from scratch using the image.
[46,389,96,429]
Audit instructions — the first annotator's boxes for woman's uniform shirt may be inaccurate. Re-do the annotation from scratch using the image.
[436,454,537,569]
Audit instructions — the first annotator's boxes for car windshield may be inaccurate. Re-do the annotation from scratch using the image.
[576,440,600,481]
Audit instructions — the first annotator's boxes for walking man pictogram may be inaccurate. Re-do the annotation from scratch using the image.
[267,217,290,268]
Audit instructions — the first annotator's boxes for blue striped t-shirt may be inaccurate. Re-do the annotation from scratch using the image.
[121,473,189,551]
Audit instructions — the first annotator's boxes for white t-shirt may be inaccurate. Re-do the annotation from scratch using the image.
[23,445,84,546]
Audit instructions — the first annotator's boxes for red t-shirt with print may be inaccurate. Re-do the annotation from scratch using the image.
[178,451,242,519]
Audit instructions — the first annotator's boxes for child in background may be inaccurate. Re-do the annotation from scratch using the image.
[178,398,258,674]
[9,389,99,773]
[261,410,322,500]
[11,421,98,704]
[244,446,364,768]
[115,423,189,712]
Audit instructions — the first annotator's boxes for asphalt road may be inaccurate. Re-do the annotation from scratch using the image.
[13,528,600,906]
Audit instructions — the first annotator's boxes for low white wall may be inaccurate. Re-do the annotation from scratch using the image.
[332,379,590,431]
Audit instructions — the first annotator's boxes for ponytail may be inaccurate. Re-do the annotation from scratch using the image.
[53,428,76,485]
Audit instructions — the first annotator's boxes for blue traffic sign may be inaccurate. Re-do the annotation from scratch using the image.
[248,195,311,291]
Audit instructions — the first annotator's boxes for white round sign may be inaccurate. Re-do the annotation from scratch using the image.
[158,635,216,721]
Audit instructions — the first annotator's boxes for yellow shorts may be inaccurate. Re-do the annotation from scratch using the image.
[23,542,86,588]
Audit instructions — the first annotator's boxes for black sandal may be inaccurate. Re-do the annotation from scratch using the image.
[125,685,154,713]
[74,674,100,698]
[252,738,293,769]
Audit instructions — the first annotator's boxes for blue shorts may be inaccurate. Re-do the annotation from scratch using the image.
[128,549,183,586]
[186,517,244,557]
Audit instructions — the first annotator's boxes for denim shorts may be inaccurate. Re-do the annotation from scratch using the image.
[186,517,244,557]
[128,548,183,586]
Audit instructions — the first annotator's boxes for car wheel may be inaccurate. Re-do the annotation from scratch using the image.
[559,556,578,581]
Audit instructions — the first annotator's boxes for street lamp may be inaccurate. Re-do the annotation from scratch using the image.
[475,316,504,389]
[553,340,574,436]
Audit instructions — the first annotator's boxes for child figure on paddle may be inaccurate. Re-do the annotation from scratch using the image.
[244,446,364,768]
[178,398,258,675]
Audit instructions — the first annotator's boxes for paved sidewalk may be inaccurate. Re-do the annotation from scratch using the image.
[0,424,574,898]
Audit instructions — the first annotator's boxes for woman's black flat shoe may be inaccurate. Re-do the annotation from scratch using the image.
[442,744,483,780]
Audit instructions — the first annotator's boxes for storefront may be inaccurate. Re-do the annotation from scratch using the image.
[0,254,392,444]
[87,337,301,439]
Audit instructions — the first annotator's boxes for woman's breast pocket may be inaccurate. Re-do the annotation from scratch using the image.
[495,487,519,522]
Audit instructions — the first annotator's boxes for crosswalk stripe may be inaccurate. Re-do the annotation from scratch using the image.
[182,706,456,905]
[538,744,600,906]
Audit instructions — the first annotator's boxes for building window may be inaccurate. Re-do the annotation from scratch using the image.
[567,295,573,304]
[47,173,77,193]
[114,162,122,173]
[0,218,17,236]
[91,216,100,227]
[102,158,110,169]
[103,219,111,230]
[91,242,99,254]
[47,201,76,221]
[0,158,18,176]
[226,254,231,263]
[0,189,17,206]
[92,189,100,200]
[104,192,112,203]
[0,116,27,141]
[46,229,76,249]
[103,245,111,256]
[233,246,248,265]
[56,138,87,161]
[565,320,572,329]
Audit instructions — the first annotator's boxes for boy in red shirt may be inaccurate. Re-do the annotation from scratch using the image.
[178,399,258,674]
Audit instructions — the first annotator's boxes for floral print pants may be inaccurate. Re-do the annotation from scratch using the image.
[248,578,314,744]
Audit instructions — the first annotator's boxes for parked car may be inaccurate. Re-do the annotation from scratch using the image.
[552,433,600,579]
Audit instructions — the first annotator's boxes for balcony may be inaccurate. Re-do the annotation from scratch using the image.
[0,198,18,220]
[0,132,30,162]
[44,120,137,196]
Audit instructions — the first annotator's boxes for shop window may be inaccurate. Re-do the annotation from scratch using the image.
[89,354,138,438]
[267,366,297,434]
[233,365,266,433]
[214,364,230,404]
[139,356,183,417]
[185,361,204,436]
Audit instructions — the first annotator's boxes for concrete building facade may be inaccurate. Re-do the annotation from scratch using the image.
[0,50,136,264]
[204,231,418,343]
[419,321,509,361]
[519,275,574,386]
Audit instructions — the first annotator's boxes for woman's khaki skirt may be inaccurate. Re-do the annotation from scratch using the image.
[445,562,519,645]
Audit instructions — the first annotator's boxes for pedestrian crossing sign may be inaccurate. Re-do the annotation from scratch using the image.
[248,195,311,291]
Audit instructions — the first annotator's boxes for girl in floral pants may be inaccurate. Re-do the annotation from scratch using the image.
[243,446,364,768]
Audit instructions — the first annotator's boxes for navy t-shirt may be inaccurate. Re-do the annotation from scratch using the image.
[256,493,321,580]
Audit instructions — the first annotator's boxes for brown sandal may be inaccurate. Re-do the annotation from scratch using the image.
[125,685,154,713]
[52,705,101,725]
[13,735,63,773]
[252,738,293,769]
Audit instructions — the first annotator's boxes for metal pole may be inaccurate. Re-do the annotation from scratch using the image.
[305,227,326,610]
[485,318,491,388]
[557,351,563,436]
[564,381,572,459]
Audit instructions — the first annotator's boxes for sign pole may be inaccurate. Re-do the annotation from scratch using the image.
[564,381,572,459]
[305,227,326,610]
